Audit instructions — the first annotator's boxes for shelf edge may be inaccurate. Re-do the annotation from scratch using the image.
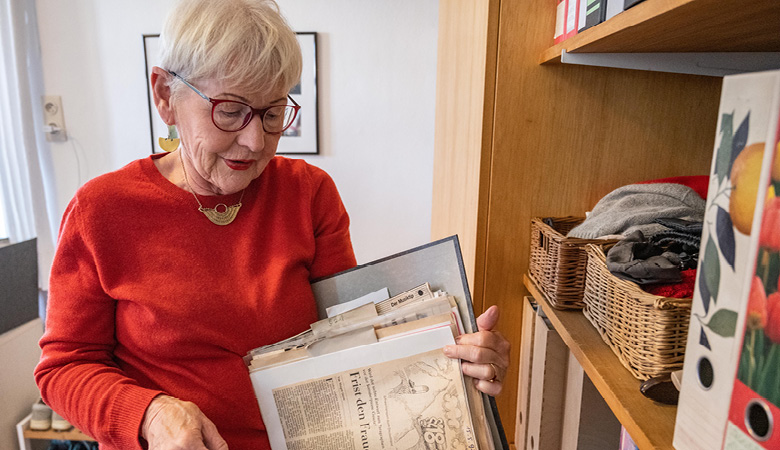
[559,50,780,76]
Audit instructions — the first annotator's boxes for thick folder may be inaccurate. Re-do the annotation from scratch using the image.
[525,308,567,450]
[560,352,621,450]
[514,297,537,447]
[311,235,509,449]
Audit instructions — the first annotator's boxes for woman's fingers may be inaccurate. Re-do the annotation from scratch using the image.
[142,395,229,450]
[476,305,500,332]
[201,416,229,450]
[443,305,511,396]
[455,330,511,360]
[459,360,505,396]
[460,360,505,382]
[473,375,504,396]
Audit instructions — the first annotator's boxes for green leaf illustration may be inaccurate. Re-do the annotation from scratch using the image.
[702,237,721,305]
[699,326,711,350]
[768,252,780,296]
[716,206,736,270]
[756,341,779,399]
[737,335,750,381]
[715,112,734,183]
[729,112,750,172]
[705,308,738,338]
[699,270,711,314]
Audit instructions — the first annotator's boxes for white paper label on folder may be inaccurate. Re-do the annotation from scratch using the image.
[566,0,578,33]
[555,2,565,38]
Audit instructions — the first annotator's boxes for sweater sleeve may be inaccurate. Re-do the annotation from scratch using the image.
[307,169,357,279]
[35,197,163,449]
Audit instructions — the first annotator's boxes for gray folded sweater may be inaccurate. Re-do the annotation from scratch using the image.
[566,183,706,239]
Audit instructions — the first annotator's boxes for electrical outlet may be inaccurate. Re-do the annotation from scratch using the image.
[42,95,67,142]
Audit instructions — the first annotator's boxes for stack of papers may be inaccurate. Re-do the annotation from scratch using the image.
[245,237,505,450]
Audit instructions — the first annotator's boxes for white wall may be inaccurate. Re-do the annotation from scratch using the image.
[35,0,438,263]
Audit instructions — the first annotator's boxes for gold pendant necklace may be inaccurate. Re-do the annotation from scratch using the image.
[179,152,245,226]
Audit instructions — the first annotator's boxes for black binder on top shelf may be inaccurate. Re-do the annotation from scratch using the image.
[623,0,647,9]
[584,0,607,29]
[311,235,509,450]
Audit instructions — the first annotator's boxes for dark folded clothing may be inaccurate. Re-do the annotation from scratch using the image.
[653,217,703,234]
[651,231,701,252]
[649,218,701,270]
[606,231,683,285]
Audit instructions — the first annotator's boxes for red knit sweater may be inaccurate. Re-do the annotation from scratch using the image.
[35,155,357,449]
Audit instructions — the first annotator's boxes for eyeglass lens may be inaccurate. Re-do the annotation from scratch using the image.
[212,102,297,132]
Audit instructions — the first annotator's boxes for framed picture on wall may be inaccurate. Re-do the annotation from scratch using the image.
[143,32,319,155]
[143,34,167,154]
[278,32,319,155]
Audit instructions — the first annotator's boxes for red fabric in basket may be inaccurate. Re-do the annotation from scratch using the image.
[638,175,709,201]
[644,269,696,299]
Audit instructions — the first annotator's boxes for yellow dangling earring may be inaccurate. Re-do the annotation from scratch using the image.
[158,125,180,152]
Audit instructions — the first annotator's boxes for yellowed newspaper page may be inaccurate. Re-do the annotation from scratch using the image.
[374,283,434,315]
[250,325,479,450]
[273,348,477,450]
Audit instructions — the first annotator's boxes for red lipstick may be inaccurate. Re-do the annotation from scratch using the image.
[225,159,253,171]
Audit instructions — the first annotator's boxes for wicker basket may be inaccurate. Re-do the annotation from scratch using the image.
[582,244,693,380]
[528,217,618,309]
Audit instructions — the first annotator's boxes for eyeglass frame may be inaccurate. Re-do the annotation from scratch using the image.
[167,70,301,133]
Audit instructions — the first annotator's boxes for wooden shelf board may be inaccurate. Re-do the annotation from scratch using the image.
[540,0,780,64]
[23,428,95,441]
[20,414,95,442]
[524,274,677,450]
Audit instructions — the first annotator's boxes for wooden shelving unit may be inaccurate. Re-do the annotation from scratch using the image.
[524,274,676,450]
[540,0,780,64]
[16,413,95,450]
[432,0,777,446]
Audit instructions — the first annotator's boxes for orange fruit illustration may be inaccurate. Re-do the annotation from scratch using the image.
[729,143,766,235]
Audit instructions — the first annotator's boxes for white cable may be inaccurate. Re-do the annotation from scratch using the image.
[68,136,84,187]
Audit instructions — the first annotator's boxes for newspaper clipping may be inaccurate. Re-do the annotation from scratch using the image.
[272,349,477,450]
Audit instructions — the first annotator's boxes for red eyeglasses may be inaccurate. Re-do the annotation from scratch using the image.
[169,71,301,133]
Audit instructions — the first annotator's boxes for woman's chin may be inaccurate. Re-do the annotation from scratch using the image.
[213,173,257,195]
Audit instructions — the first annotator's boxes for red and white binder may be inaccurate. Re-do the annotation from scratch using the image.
[722,75,780,449]
[674,70,780,450]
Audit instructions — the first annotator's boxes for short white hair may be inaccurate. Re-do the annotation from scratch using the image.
[159,0,301,98]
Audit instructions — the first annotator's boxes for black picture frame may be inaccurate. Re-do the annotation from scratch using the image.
[143,34,164,154]
[278,32,320,155]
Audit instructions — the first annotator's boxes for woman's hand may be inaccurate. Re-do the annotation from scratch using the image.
[141,395,229,450]
[443,305,511,396]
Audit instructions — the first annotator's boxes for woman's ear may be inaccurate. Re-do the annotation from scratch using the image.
[151,67,176,125]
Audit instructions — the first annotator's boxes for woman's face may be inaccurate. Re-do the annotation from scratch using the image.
[173,78,289,196]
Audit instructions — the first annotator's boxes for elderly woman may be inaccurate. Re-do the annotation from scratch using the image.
[35,0,510,449]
